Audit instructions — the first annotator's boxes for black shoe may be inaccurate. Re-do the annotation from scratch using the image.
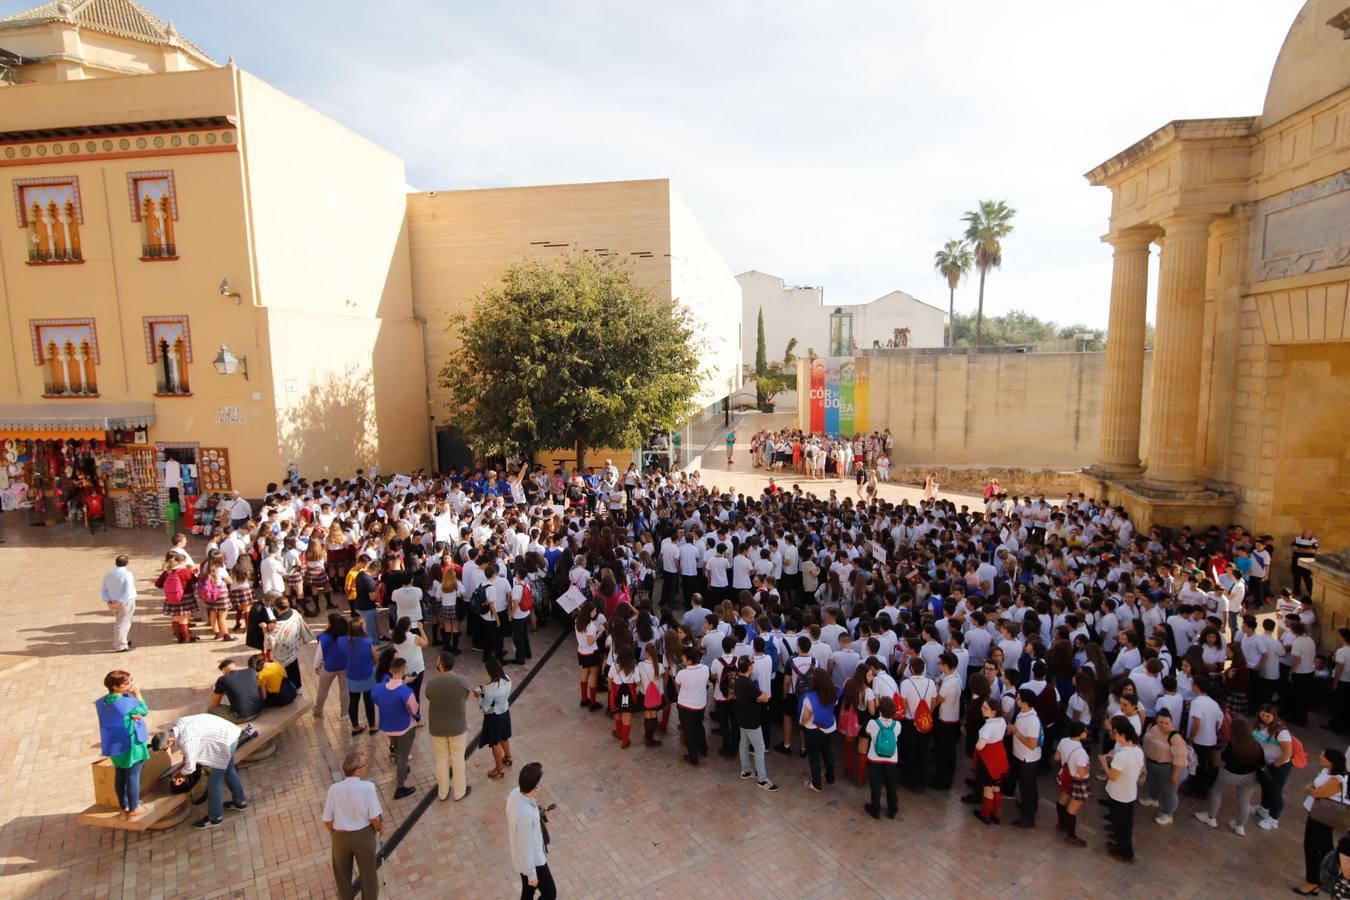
[959,794,981,805]
[887,809,897,820]
[773,745,791,756]
[193,816,223,829]
[393,786,417,800]
[863,803,880,820]
[223,800,249,811]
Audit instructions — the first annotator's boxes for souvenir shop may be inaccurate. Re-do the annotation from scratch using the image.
[0,404,235,533]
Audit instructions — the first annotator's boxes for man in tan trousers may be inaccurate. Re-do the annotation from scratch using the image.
[323,750,383,900]
[425,651,473,802]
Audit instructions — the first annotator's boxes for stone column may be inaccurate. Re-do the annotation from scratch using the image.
[1095,232,1153,473]
[1144,214,1211,486]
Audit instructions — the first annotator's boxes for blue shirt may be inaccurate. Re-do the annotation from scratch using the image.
[373,678,415,734]
[347,637,375,680]
[319,633,349,673]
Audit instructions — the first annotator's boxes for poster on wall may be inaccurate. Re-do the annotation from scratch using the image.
[807,357,871,438]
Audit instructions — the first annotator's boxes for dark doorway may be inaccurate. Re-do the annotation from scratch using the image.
[435,426,473,474]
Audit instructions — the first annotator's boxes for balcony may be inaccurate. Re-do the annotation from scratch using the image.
[28,247,83,265]
[44,381,98,398]
[141,242,178,261]
[155,376,191,397]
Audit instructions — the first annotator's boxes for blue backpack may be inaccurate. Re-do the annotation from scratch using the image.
[805,691,836,731]
[874,720,898,758]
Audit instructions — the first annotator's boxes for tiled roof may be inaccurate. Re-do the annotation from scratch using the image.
[0,0,215,65]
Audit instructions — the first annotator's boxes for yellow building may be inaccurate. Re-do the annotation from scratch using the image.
[1081,0,1350,560]
[0,0,741,524]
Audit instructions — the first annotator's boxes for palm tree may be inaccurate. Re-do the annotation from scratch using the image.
[961,199,1016,347]
[933,239,973,347]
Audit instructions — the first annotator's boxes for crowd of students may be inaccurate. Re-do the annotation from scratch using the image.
[127,456,1343,888]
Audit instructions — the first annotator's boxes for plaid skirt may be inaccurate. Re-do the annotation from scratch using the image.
[283,569,303,588]
[201,586,231,612]
[439,602,458,626]
[304,569,330,591]
[163,595,198,615]
[229,583,254,611]
[1224,690,1249,717]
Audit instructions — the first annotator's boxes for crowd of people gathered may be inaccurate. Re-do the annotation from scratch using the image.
[96,449,1346,895]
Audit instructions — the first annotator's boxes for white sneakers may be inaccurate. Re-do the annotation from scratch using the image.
[1193,812,1218,827]
[1138,798,1159,808]
[1253,805,1270,819]
[1258,817,1280,831]
[1228,820,1246,836]
[1155,813,1173,825]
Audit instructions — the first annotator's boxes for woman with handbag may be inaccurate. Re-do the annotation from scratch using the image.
[1294,748,1349,896]
[1253,703,1297,832]
[480,658,513,778]
[1194,716,1265,835]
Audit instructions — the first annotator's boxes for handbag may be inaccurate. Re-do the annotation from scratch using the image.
[1311,779,1350,830]
[1056,763,1074,796]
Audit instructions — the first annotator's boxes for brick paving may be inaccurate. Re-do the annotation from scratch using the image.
[0,470,1323,899]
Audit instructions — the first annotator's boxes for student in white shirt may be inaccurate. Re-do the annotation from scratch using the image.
[863,696,901,820]
[1010,689,1043,828]
[1055,719,1092,845]
[1285,621,1317,726]
[932,653,963,790]
[674,647,710,765]
[1101,715,1144,861]
[897,658,936,790]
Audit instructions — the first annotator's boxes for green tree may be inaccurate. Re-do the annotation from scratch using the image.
[755,307,768,378]
[961,199,1017,347]
[933,238,973,348]
[439,253,702,470]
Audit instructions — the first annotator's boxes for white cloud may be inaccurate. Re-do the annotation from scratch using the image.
[154,0,1302,325]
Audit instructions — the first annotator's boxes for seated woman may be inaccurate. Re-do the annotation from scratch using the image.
[252,653,298,708]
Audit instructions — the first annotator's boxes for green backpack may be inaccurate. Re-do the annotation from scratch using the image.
[874,720,898,758]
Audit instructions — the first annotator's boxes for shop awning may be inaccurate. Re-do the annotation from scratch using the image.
[0,402,156,432]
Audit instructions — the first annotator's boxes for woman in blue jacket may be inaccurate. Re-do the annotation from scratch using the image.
[96,670,149,818]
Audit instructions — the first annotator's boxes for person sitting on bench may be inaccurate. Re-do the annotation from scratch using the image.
[252,653,299,708]
[211,658,264,722]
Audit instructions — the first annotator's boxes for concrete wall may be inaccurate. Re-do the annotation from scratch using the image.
[799,350,1153,470]
[669,187,742,406]
[738,270,945,370]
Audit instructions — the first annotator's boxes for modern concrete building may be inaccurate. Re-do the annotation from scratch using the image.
[0,0,740,522]
[737,269,945,369]
[1080,0,1350,568]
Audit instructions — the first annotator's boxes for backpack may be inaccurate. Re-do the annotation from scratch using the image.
[517,583,533,613]
[874,720,898,758]
[717,657,739,698]
[1178,734,1198,778]
[197,577,221,603]
[808,692,837,731]
[790,657,816,696]
[909,680,934,734]
[1291,734,1309,769]
[469,584,490,617]
[1034,681,1062,727]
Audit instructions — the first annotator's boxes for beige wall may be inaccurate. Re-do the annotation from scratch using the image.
[408,179,676,422]
[799,351,1153,470]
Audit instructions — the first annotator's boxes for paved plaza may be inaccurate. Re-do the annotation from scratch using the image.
[0,444,1319,899]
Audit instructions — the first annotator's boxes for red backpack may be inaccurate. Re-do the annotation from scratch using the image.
[518,582,533,613]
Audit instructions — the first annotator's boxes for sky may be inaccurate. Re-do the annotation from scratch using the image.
[7,0,1304,327]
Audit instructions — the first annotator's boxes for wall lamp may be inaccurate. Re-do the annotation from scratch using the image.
[218,278,243,304]
[212,344,249,380]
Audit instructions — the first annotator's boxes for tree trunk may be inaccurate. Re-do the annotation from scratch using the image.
[974,267,988,348]
[574,437,587,473]
[947,283,955,347]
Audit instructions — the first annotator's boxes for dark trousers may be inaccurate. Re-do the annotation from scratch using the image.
[868,761,898,816]
[1107,797,1135,858]
[901,722,931,788]
[681,574,701,606]
[1333,686,1350,733]
[390,730,415,790]
[1285,671,1313,724]
[1193,743,1219,796]
[510,617,531,663]
[932,720,959,788]
[331,825,379,900]
[804,728,835,788]
[1013,757,1039,825]
[1305,816,1333,885]
[679,706,707,762]
[660,571,679,608]
[348,690,375,728]
[481,616,503,663]
[716,701,737,754]
[1252,676,1279,710]
[285,660,303,689]
[520,862,557,900]
[1293,562,1313,596]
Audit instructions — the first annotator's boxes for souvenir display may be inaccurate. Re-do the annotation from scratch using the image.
[198,447,232,491]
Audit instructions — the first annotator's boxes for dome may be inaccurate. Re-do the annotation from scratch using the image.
[1262,0,1350,126]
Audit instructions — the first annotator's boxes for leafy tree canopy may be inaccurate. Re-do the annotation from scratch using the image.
[439,254,703,468]
[945,309,1150,351]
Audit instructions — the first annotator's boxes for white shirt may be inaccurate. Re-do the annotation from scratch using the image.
[1188,694,1223,746]
[898,675,935,722]
[506,788,548,879]
[1012,710,1042,762]
[675,664,710,710]
[101,566,137,604]
[1292,635,1317,675]
[171,714,242,774]
[323,777,382,831]
[391,585,423,624]
[936,673,961,723]
[1106,745,1145,802]
[229,497,251,520]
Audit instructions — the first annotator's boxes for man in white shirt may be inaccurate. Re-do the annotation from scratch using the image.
[704,545,731,606]
[1286,620,1317,725]
[228,491,252,529]
[153,714,247,829]
[1010,688,1042,828]
[675,648,711,765]
[678,537,702,606]
[480,562,511,664]
[506,763,555,899]
[1187,679,1224,796]
[101,554,137,652]
[324,750,383,900]
[659,532,682,608]
[932,653,963,789]
[897,658,936,790]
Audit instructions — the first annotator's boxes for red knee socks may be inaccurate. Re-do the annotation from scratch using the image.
[991,793,1003,818]
[981,796,994,818]
[857,756,867,785]
[580,680,589,703]
[620,722,631,749]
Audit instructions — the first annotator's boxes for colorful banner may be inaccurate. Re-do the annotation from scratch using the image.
[806,356,870,437]
[809,358,825,434]
[824,358,841,437]
[839,360,855,438]
[854,356,870,434]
